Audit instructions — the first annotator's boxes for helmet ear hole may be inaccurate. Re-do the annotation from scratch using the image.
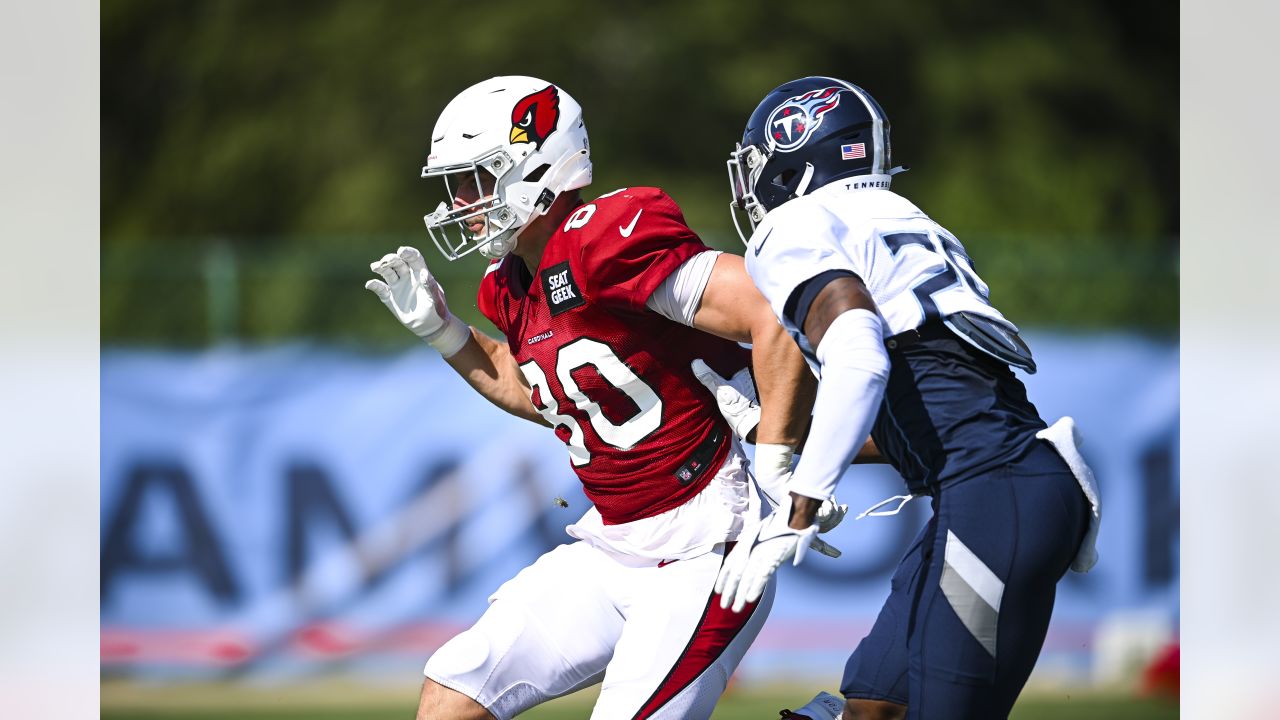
[774,169,796,187]
[524,163,550,182]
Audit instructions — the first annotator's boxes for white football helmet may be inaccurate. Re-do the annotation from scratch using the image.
[422,76,592,260]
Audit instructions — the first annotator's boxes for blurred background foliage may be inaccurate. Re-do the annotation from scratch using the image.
[102,0,1176,346]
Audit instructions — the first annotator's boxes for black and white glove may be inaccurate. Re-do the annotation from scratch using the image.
[365,246,470,357]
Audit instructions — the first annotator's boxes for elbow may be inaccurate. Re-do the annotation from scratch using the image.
[816,309,890,384]
[748,310,790,349]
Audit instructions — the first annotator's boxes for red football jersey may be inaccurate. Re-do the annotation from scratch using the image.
[477,187,750,525]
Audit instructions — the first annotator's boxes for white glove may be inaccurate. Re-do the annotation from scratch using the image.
[365,246,470,357]
[751,443,847,537]
[716,497,831,612]
[751,442,794,505]
[814,495,849,534]
[688,359,849,541]
[691,359,760,442]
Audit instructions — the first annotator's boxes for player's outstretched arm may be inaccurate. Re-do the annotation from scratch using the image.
[692,252,817,517]
[687,361,884,464]
[853,437,884,463]
[715,276,891,612]
[786,276,891,527]
[444,328,549,426]
[365,246,548,427]
[692,253,815,449]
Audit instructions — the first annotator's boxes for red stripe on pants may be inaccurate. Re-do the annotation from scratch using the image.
[633,542,761,719]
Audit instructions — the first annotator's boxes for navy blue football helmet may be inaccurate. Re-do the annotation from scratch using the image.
[728,76,903,242]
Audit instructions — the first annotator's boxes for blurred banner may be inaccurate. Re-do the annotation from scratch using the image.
[101,333,1177,682]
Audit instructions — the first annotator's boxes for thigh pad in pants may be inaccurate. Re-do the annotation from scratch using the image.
[424,543,621,719]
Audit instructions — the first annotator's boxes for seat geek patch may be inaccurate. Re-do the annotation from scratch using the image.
[542,261,586,315]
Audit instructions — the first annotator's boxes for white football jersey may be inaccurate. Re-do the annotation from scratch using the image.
[744,176,1018,371]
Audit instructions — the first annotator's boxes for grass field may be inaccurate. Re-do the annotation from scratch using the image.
[101,681,1178,719]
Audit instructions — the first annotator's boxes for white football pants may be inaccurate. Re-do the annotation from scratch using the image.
[424,540,774,719]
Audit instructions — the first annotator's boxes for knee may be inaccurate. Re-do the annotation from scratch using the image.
[844,697,907,720]
[417,678,494,720]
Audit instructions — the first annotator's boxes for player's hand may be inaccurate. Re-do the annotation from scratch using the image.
[716,499,832,613]
[749,443,846,537]
[365,246,451,338]
[814,496,849,534]
[365,246,470,356]
[691,359,760,442]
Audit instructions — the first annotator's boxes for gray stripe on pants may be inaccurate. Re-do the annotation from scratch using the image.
[940,559,1000,657]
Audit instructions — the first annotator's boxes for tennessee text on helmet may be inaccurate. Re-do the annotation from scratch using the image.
[422,76,592,260]
[727,76,906,243]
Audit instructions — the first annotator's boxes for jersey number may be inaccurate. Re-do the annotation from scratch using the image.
[562,189,630,232]
[519,338,662,466]
[883,232,989,322]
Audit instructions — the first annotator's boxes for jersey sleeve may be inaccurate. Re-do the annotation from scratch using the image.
[645,249,721,326]
[475,259,508,335]
[745,200,867,332]
[574,188,711,312]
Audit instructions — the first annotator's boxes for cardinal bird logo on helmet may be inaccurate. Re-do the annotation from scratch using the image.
[510,86,561,149]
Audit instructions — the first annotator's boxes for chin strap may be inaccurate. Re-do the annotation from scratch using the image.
[533,188,556,213]
[536,149,591,213]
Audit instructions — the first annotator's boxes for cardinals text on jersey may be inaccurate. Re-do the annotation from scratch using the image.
[478,187,750,524]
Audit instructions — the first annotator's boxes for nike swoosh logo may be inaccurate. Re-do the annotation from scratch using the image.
[619,209,643,237]
[753,229,773,256]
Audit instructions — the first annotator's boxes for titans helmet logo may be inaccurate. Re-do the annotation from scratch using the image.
[765,86,844,153]
[510,85,560,149]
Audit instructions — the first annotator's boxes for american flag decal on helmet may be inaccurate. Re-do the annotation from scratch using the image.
[841,143,866,160]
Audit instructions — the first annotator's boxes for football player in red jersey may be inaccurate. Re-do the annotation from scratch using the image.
[365,76,842,720]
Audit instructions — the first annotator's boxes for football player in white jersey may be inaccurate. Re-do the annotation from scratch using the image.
[710,77,1102,720]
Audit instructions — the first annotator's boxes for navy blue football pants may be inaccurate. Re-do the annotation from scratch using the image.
[841,440,1089,719]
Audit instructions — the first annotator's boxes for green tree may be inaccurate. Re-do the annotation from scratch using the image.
[102,0,1176,345]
